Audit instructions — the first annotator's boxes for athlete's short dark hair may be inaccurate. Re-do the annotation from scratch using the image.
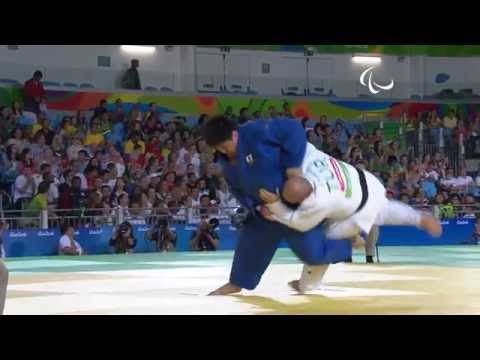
[202,115,237,147]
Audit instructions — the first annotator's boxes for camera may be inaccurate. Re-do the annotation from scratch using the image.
[147,217,176,252]
[208,218,219,231]
[118,222,132,235]
[231,208,249,229]
[157,217,169,230]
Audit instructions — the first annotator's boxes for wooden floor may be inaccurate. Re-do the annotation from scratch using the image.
[4,246,480,315]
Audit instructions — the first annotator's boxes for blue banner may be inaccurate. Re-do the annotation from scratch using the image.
[2,220,476,258]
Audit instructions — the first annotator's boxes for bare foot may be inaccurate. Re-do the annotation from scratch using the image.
[288,280,302,293]
[420,214,442,237]
[208,283,242,296]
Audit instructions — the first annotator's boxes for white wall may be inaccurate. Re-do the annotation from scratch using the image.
[3,45,480,99]
[0,45,183,90]
[424,56,480,95]
[194,47,413,98]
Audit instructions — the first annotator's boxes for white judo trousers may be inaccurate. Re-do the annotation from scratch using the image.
[284,146,424,293]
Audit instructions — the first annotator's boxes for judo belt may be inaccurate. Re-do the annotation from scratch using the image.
[354,167,369,215]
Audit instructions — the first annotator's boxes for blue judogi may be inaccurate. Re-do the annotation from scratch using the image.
[219,118,351,290]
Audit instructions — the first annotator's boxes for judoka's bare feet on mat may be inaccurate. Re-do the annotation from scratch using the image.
[208,282,242,296]
[288,280,302,293]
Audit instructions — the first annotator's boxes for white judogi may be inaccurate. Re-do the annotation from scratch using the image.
[267,144,421,239]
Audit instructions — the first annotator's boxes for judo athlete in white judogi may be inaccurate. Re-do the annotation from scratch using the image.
[258,143,442,293]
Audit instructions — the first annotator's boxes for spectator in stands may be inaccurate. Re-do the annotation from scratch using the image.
[333,121,350,154]
[467,116,480,157]
[93,99,108,119]
[0,144,20,189]
[11,101,23,121]
[29,132,48,164]
[58,224,84,256]
[282,102,293,118]
[440,168,457,189]
[84,119,105,149]
[453,119,470,146]
[112,178,128,206]
[238,107,250,125]
[443,109,458,143]
[124,131,145,155]
[13,167,36,210]
[69,176,88,211]
[216,177,238,210]
[0,113,16,144]
[454,167,474,191]
[110,221,137,254]
[24,180,49,217]
[23,70,46,115]
[224,106,234,120]
[111,98,125,125]
[189,218,220,251]
[121,59,141,90]
[7,128,27,153]
[38,96,48,116]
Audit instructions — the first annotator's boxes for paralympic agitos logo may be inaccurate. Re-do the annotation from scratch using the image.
[360,66,395,95]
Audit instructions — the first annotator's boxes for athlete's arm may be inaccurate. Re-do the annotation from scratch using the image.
[265,200,323,233]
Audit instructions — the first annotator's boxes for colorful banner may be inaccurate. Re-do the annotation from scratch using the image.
[3,86,480,123]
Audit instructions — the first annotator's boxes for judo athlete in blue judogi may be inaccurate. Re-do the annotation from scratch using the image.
[202,115,352,295]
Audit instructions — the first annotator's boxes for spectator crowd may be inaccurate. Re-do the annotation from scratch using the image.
[0,75,479,236]
[0,96,241,228]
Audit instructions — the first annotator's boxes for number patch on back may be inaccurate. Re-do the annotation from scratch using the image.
[305,153,352,198]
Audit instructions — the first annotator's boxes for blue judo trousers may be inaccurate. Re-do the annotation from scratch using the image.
[219,118,352,290]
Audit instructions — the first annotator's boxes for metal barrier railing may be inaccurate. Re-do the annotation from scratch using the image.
[0,206,243,230]
[0,204,478,231]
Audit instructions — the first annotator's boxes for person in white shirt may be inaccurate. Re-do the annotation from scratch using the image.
[66,136,85,161]
[453,168,474,190]
[13,168,36,207]
[440,168,457,188]
[58,224,84,256]
[257,144,442,293]
[423,163,440,182]
[71,159,88,191]
[33,164,59,205]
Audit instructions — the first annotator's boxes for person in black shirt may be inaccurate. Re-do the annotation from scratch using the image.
[110,221,137,254]
[190,218,220,251]
[238,108,250,125]
[145,217,177,252]
[93,99,108,119]
[121,59,141,90]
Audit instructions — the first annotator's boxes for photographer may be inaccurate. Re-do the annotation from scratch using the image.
[145,216,177,252]
[190,218,220,252]
[109,221,137,254]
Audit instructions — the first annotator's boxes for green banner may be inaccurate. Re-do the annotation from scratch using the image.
[201,45,480,57]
